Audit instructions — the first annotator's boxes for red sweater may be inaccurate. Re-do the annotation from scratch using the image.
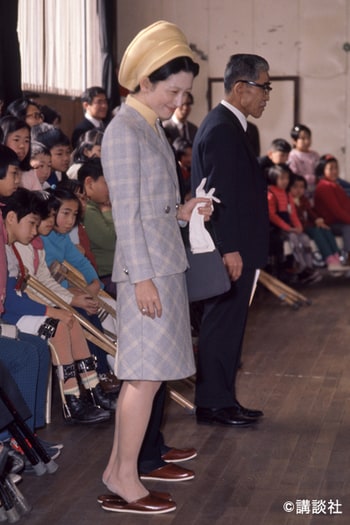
[314,179,350,224]
[268,185,302,232]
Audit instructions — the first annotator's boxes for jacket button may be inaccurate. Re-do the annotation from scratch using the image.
[164,205,171,214]
[123,267,129,275]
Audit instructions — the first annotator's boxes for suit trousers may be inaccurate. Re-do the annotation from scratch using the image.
[195,267,256,408]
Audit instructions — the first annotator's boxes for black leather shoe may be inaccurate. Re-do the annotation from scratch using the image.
[64,395,110,424]
[89,384,117,411]
[196,406,258,426]
[233,400,264,419]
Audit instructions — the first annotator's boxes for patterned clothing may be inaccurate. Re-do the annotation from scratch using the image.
[102,97,195,381]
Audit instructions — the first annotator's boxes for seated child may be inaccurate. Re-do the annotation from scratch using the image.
[314,154,350,264]
[289,174,346,273]
[77,159,116,297]
[258,138,292,179]
[2,188,114,423]
[316,154,350,197]
[31,123,71,187]
[0,146,56,456]
[67,129,103,179]
[288,124,320,201]
[267,164,321,284]
[40,186,118,392]
[55,180,98,270]
[30,141,52,189]
[0,116,41,190]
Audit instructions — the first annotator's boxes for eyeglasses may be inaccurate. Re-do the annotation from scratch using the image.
[26,111,44,120]
[235,79,272,95]
[91,99,108,106]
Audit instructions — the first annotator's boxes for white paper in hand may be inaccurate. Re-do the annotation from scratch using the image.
[189,178,220,254]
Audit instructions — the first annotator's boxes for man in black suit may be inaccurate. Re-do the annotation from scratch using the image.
[71,86,109,148]
[163,91,198,144]
[191,54,271,426]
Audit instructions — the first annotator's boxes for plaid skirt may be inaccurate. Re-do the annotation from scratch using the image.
[115,273,195,380]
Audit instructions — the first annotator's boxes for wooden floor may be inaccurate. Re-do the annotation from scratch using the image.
[18,273,350,525]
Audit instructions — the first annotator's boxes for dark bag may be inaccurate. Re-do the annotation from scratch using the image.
[185,246,231,302]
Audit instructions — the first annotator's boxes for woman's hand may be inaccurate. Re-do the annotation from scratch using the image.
[135,279,162,319]
[177,197,213,223]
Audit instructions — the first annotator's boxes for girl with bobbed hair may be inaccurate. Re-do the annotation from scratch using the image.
[0,115,41,190]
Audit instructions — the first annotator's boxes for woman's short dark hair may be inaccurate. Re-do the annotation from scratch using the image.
[224,54,269,94]
[133,56,199,93]
[0,115,31,170]
[6,98,41,121]
[290,124,312,141]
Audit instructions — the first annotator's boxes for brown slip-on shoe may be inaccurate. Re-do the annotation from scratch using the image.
[97,490,173,504]
[140,463,194,482]
[162,447,197,463]
[101,494,176,514]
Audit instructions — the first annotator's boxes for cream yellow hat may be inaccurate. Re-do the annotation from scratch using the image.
[118,20,195,91]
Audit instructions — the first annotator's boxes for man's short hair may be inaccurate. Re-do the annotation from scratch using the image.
[224,54,269,94]
[81,86,106,105]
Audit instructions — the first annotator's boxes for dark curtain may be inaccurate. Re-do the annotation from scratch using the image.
[97,0,120,112]
[0,0,22,112]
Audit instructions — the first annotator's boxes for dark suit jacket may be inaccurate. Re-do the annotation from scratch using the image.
[191,103,269,269]
[71,117,96,149]
[162,119,198,145]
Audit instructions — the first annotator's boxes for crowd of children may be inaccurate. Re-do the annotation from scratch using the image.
[0,92,121,477]
[258,123,350,281]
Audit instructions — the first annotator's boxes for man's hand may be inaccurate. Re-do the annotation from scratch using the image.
[223,251,243,281]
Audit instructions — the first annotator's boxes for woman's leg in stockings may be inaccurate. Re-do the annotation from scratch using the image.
[103,379,161,502]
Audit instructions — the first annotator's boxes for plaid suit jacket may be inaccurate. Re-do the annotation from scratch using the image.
[101,103,188,284]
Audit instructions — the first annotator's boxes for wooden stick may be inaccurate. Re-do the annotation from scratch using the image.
[25,275,117,357]
[167,386,195,412]
[50,260,116,319]
[258,271,301,308]
[259,270,309,303]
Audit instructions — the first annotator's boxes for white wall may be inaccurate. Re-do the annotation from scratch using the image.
[117,0,350,178]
